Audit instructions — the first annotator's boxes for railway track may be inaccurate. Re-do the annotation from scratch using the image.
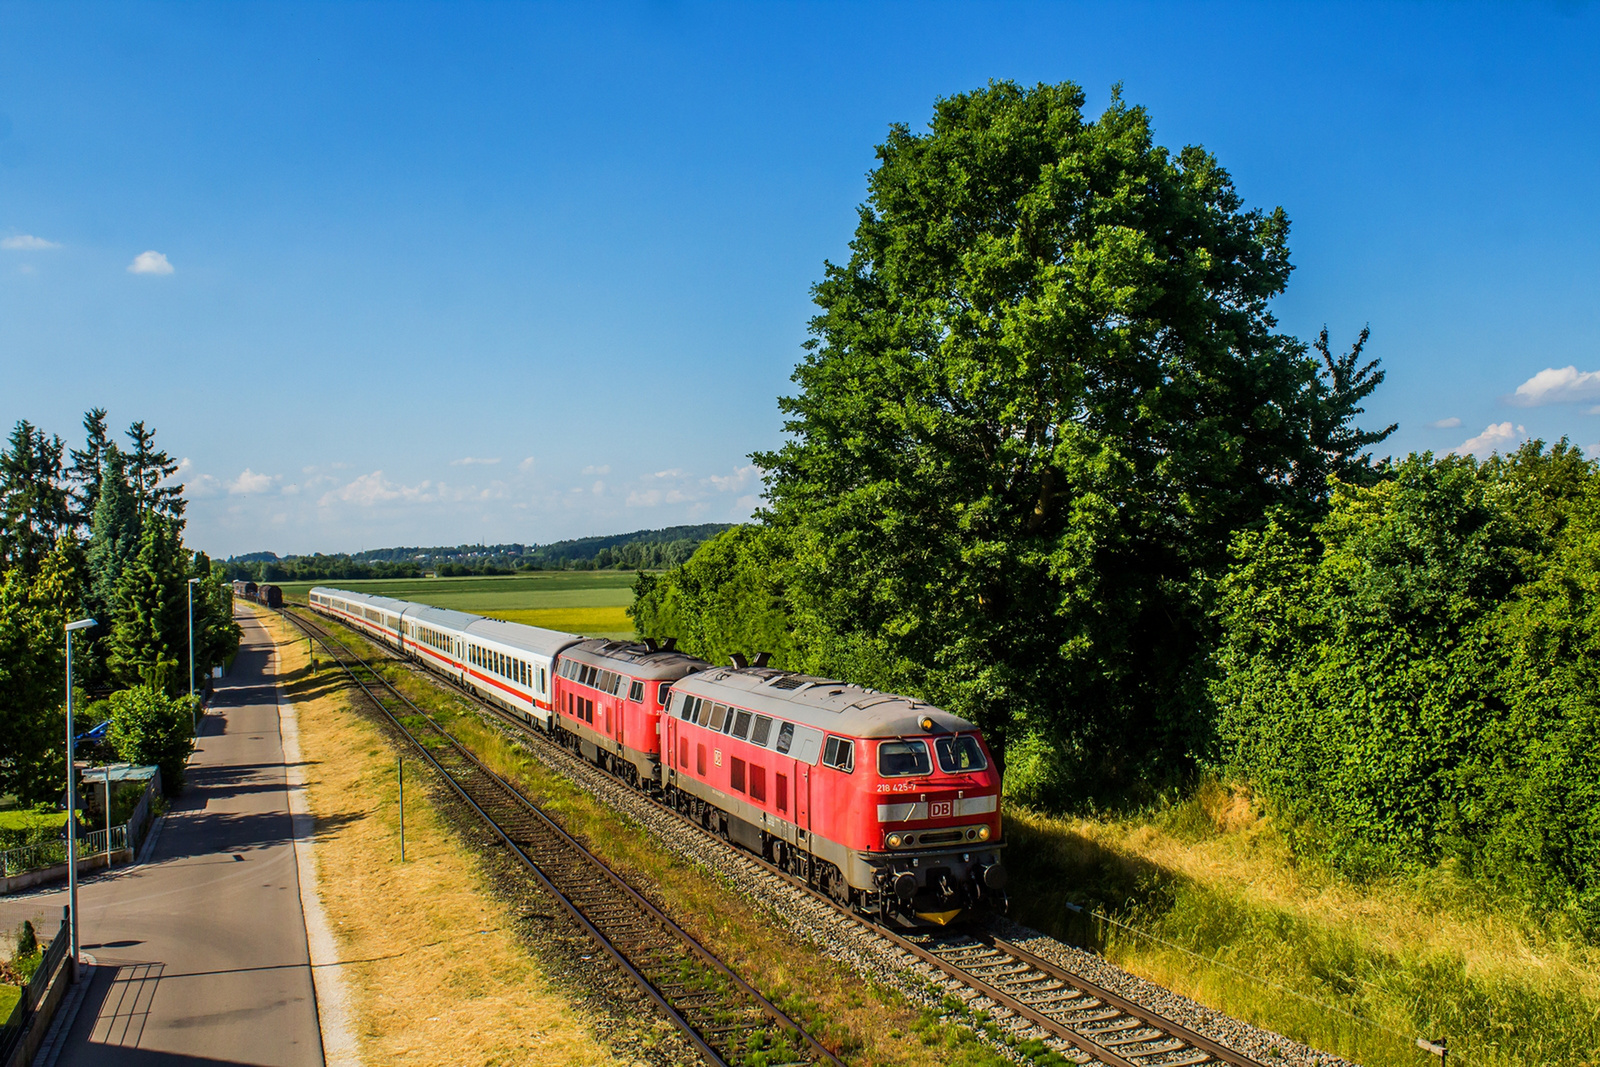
[275,607,843,1067]
[284,602,1273,1067]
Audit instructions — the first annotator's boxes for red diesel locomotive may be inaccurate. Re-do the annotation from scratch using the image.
[309,586,1007,923]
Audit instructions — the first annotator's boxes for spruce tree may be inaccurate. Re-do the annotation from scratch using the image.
[107,514,187,693]
[0,421,72,576]
[67,408,111,531]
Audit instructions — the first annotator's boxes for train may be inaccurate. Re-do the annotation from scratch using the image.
[307,585,1007,925]
[232,580,283,609]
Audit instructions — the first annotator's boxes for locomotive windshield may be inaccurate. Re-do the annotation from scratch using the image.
[935,735,988,772]
[878,740,931,777]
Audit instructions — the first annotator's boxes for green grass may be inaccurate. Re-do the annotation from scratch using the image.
[274,572,640,638]
[0,985,17,1017]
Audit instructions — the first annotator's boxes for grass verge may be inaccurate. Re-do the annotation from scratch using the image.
[279,607,1061,1067]
[1005,783,1600,1067]
[252,608,626,1067]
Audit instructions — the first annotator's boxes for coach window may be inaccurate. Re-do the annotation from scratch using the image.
[878,740,931,777]
[750,716,773,747]
[822,736,855,773]
[540,667,547,693]
[775,722,795,755]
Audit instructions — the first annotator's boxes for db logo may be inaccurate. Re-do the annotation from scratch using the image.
[930,801,953,819]
[714,750,723,767]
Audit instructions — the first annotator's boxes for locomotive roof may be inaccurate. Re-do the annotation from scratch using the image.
[463,617,581,658]
[564,637,711,681]
[672,667,977,739]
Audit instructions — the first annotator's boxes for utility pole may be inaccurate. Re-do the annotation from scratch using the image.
[64,617,96,983]
[398,756,405,862]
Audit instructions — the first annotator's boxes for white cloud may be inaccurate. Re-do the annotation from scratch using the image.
[709,464,758,493]
[1509,366,1600,407]
[187,473,221,499]
[450,456,501,467]
[2,235,59,250]
[582,464,611,476]
[127,250,174,275]
[592,480,606,495]
[1453,422,1527,459]
[1428,417,1462,429]
[319,471,435,507]
[1587,443,1600,460]
[518,456,536,472]
[626,487,695,508]
[228,468,278,495]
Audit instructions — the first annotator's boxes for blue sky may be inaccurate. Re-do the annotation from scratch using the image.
[3,2,1598,557]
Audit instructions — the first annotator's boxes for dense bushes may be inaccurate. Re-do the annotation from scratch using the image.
[1213,442,1600,924]
[107,684,196,796]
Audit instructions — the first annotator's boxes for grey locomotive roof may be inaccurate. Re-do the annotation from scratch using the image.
[463,617,580,659]
[673,668,977,739]
[565,637,711,681]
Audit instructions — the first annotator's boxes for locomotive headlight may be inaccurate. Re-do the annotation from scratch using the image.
[977,825,991,841]
[887,833,904,849]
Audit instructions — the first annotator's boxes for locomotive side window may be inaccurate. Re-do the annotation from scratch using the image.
[822,736,855,773]
[708,703,728,732]
[749,765,766,802]
[750,716,773,746]
[731,710,752,740]
[775,773,788,813]
[935,735,988,772]
[730,757,746,793]
[697,744,707,775]
[628,680,644,702]
[775,722,795,755]
[679,738,689,767]
[878,740,931,777]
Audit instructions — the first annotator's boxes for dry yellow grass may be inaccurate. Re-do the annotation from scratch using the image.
[252,607,625,1067]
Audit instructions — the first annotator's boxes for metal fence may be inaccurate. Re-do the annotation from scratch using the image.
[0,824,131,879]
[0,913,70,1063]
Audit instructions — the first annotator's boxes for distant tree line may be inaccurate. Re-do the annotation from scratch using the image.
[223,524,730,581]
[1,410,238,803]
[628,81,1600,930]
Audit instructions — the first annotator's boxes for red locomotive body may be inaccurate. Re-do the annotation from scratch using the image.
[659,665,1005,923]
[551,638,707,787]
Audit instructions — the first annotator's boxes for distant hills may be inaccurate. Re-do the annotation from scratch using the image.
[223,523,733,582]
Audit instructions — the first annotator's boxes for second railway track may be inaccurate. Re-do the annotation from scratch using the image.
[284,602,1274,1067]
[277,606,843,1067]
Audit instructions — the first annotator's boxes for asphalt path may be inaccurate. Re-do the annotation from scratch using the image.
[1,613,326,1067]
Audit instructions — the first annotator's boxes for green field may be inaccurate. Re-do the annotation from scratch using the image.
[275,572,640,639]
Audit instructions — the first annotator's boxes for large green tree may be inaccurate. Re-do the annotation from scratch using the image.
[106,513,189,693]
[752,82,1390,801]
[0,421,73,577]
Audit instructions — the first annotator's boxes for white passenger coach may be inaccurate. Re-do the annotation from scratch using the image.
[307,586,579,729]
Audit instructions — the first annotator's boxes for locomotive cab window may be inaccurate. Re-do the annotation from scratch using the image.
[657,682,672,707]
[750,715,773,746]
[822,736,855,773]
[628,680,644,702]
[935,735,988,772]
[775,722,795,755]
[878,740,931,777]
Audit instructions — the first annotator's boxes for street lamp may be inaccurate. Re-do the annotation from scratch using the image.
[187,577,201,708]
[64,617,96,984]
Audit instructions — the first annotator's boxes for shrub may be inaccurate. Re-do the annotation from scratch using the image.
[107,684,195,796]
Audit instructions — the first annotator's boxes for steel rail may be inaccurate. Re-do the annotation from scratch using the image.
[274,606,841,1067]
[290,600,1271,1067]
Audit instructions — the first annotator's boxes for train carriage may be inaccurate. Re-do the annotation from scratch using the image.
[308,588,410,649]
[461,617,581,730]
[662,666,1005,923]
[394,602,478,684]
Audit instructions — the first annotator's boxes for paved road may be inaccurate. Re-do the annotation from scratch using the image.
[0,613,325,1067]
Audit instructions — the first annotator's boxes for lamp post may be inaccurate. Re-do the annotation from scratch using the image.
[187,577,200,707]
[64,617,96,983]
